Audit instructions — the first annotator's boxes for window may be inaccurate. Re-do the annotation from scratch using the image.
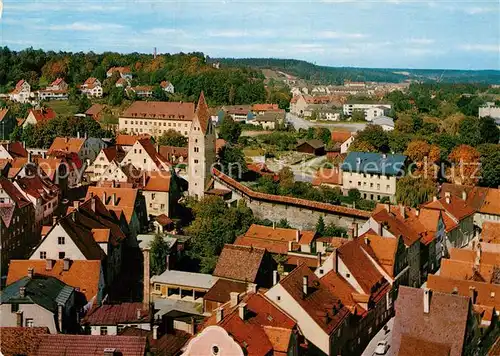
[377,184,380,190]
[59,252,66,259]
[152,193,156,200]
[276,296,281,301]
[144,159,147,163]
[160,204,165,209]
[58,236,65,245]
[194,159,199,164]
[386,185,390,191]
[194,147,199,153]
[357,182,361,186]
[40,251,47,259]
[26,318,34,327]
[134,149,137,153]
[155,284,161,291]
[100,327,108,335]
[11,304,19,313]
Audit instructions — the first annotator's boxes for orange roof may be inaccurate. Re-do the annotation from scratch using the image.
[194,92,210,134]
[449,247,500,266]
[144,171,171,192]
[427,274,500,309]
[115,134,150,146]
[360,234,398,277]
[6,260,102,301]
[371,208,421,246]
[234,235,294,254]
[320,271,365,315]
[28,108,56,123]
[481,221,500,244]
[107,66,131,75]
[122,101,195,121]
[331,131,353,143]
[92,228,111,243]
[216,138,227,153]
[244,224,300,242]
[0,108,10,122]
[252,103,279,112]
[422,195,475,229]
[478,188,500,215]
[312,167,342,186]
[48,137,85,154]
[440,259,495,282]
[86,186,138,222]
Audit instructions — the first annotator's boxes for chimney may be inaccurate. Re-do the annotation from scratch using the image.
[142,172,146,187]
[112,193,117,206]
[230,292,240,307]
[28,151,32,163]
[189,317,196,335]
[52,215,58,226]
[415,209,420,217]
[296,230,300,242]
[351,222,358,238]
[347,227,354,241]
[103,348,117,356]
[433,196,438,202]
[445,196,451,204]
[136,308,142,320]
[20,286,26,298]
[216,307,224,323]
[238,303,247,320]
[317,252,322,267]
[16,311,23,327]
[302,276,308,296]
[91,197,96,212]
[288,241,293,251]
[400,205,406,218]
[423,288,431,314]
[272,221,276,230]
[469,286,476,304]
[445,191,451,198]
[364,237,370,245]
[73,200,80,210]
[247,283,257,294]
[166,255,170,271]
[63,258,71,271]
[28,267,34,278]
[45,259,55,271]
[102,192,107,205]
[142,248,151,310]
[57,304,63,332]
[462,190,467,201]
[378,222,383,236]
[475,244,482,266]
[77,131,80,139]
[273,270,280,285]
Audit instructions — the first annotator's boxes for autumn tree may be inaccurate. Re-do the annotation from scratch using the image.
[349,139,377,153]
[396,176,437,207]
[448,145,481,185]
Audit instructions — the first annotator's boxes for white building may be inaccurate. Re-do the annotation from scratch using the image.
[37,78,69,101]
[343,103,392,121]
[161,80,175,94]
[80,78,103,98]
[9,80,32,103]
[479,102,500,120]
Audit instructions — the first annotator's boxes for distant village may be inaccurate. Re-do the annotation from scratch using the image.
[0,62,499,356]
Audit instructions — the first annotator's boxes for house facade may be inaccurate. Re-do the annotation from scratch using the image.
[342,103,391,121]
[80,78,103,98]
[9,80,32,103]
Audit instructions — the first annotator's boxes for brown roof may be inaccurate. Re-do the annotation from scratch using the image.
[320,271,364,315]
[48,137,85,154]
[213,244,266,283]
[392,286,470,356]
[279,264,350,335]
[0,142,28,158]
[28,108,57,123]
[83,302,151,326]
[312,167,342,186]
[35,334,147,356]
[107,66,131,75]
[159,145,188,163]
[398,334,451,356]
[371,208,421,246]
[155,214,173,226]
[116,134,150,146]
[296,139,325,150]
[216,138,226,153]
[482,221,500,244]
[85,104,105,117]
[0,327,49,356]
[7,260,102,302]
[427,274,500,310]
[213,168,371,219]
[204,279,248,303]
[194,91,210,134]
[122,101,195,121]
[234,236,293,254]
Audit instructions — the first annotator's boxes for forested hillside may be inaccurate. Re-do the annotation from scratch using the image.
[214,57,500,85]
[0,47,267,105]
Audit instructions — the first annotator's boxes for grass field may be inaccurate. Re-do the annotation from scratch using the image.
[46,101,79,117]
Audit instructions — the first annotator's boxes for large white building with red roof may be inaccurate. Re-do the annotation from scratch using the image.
[9,79,32,103]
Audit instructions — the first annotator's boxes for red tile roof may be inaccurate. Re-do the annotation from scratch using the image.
[213,244,266,283]
[85,104,105,119]
[422,195,475,231]
[392,286,470,356]
[35,334,147,356]
[398,334,451,356]
[48,137,85,155]
[0,108,9,122]
[144,171,171,192]
[204,279,248,303]
[0,142,28,158]
[481,221,500,244]
[439,259,495,283]
[83,302,151,326]
[331,131,353,143]
[155,214,173,227]
[371,208,421,246]
[449,248,500,266]
[122,101,195,121]
[213,168,371,219]
[107,66,131,75]
[279,264,350,335]
[116,134,150,146]
[159,145,188,163]
[312,167,342,186]
[6,260,101,302]
[252,103,279,112]
[28,108,56,123]
[321,271,365,315]
[0,327,49,356]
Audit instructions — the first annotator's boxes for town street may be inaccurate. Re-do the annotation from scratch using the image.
[361,317,394,356]
[286,112,367,131]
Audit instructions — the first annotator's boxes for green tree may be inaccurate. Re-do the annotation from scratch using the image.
[348,188,361,202]
[20,123,36,148]
[78,94,91,113]
[479,117,500,144]
[315,127,331,144]
[186,197,254,273]
[152,85,168,101]
[458,117,481,146]
[219,115,242,144]
[158,129,188,147]
[324,224,347,237]
[278,166,295,192]
[150,234,171,275]
[218,144,247,179]
[108,87,125,106]
[351,109,365,121]
[355,125,389,152]
[396,176,437,207]
[9,125,23,141]
[316,216,326,237]
[480,151,500,188]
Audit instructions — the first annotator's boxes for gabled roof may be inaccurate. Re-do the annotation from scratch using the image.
[107,66,131,75]
[0,142,28,158]
[312,167,342,186]
[0,108,9,122]
[6,260,101,302]
[48,137,85,155]
[392,286,470,356]
[204,279,248,303]
[85,104,105,117]
[421,195,475,231]
[252,103,279,112]
[331,131,353,143]
[479,188,500,215]
[35,334,147,356]
[0,276,74,313]
[439,259,495,283]
[86,186,138,210]
[213,244,266,283]
[278,264,350,335]
[0,327,49,356]
[449,247,500,266]
[28,108,56,123]
[0,177,31,208]
[371,208,421,246]
[16,174,60,203]
[151,269,217,290]
[83,302,151,326]
[296,139,324,150]
[341,152,406,176]
[372,116,394,127]
[360,234,399,277]
[398,334,451,356]
[320,271,364,315]
[137,138,170,169]
[115,134,150,146]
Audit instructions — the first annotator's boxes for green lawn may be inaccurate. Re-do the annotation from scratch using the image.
[46,101,79,117]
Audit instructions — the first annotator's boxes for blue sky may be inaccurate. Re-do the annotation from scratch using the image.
[1,0,499,69]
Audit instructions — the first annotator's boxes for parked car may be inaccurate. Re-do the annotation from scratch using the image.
[374,340,389,355]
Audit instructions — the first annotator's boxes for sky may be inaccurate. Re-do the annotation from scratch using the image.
[0,0,499,70]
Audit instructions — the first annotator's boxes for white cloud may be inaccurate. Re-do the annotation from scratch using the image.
[207,30,273,38]
[317,31,367,39]
[460,44,500,53]
[408,38,435,45]
[142,28,186,36]
[47,22,124,32]
[464,6,499,15]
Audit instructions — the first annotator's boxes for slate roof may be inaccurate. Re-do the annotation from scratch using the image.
[204,279,248,303]
[35,334,147,356]
[213,244,266,283]
[341,152,406,176]
[392,286,470,356]
[6,260,101,302]
[0,276,74,313]
[0,327,49,356]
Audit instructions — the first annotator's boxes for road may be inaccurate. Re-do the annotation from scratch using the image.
[361,317,394,356]
[286,112,367,131]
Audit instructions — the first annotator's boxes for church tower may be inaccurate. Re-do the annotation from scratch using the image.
[188,92,216,198]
